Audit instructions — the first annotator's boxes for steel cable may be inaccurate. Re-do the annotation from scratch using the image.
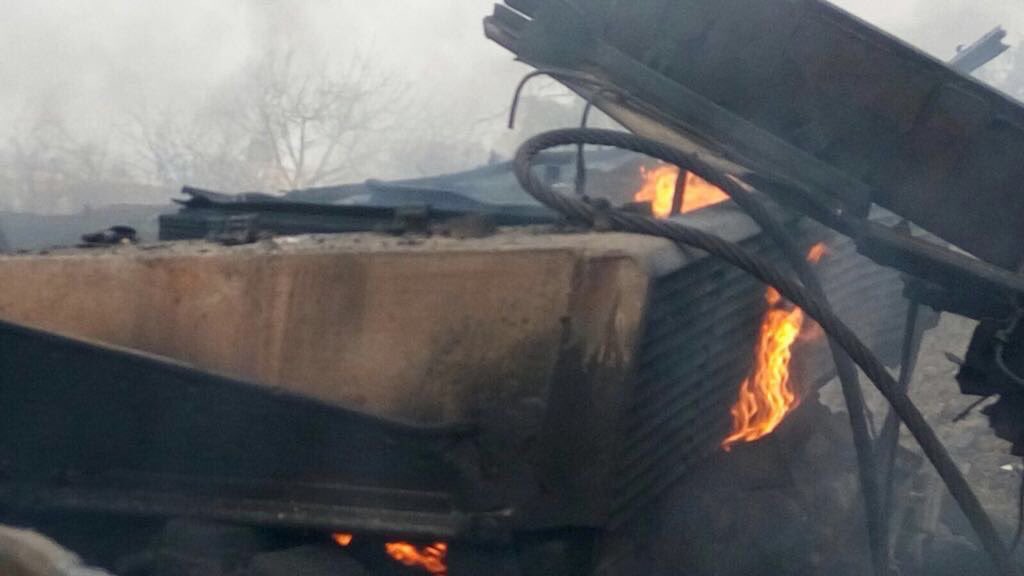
[513,127,1017,576]
[707,173,888,576]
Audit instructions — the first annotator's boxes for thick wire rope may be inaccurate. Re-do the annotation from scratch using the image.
[708,173,888,576]
[513,127,1018,576]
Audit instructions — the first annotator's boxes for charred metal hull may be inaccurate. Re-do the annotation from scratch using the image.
[0,211,917,543]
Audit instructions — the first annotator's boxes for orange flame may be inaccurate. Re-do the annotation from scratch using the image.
[806,242,827,264]
[722,243,828,450]
[332,533,353,547]
[634,165,730,218]
[385,541,448,575]
[682,171,731,213]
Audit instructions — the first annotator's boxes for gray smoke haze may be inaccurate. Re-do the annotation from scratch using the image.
[0,1,523,135]
[0,1,1022,211]
[832,0,1024,90]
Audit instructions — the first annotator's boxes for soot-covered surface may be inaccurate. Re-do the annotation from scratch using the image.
[821,313,1023,575]
[594,313,1024,576]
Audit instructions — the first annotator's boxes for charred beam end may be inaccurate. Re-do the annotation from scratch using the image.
[950,26,1010,74]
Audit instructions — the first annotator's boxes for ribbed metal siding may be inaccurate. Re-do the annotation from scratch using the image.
[809,231,909,373]
[610,221,909,527]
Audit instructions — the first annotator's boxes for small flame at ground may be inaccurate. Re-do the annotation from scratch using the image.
[722,243,828,450]
[385,541,448,575]
[331,533,448,575]
[634,165,730,218]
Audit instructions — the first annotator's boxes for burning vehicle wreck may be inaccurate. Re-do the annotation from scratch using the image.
[0,158,920,574]
[2,0,1024,575]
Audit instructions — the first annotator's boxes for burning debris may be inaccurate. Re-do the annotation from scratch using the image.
[2,0,1023,573]
[0,218,914,576]
[487,0,1024,570]
[331,533,448,575]
[384,542,448,575]
[723,243,827,450]
[721,289,805,449]
[633,165,729,218]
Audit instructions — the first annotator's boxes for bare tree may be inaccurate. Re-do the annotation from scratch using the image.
[129,102,267,192]
[132,45,403,193]
[245,49,401,189]
[1,107,139,213]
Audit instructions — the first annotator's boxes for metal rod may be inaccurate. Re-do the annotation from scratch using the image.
[878,302,925,554]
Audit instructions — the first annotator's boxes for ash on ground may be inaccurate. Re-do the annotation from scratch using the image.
[819,312,1020,575]
[610,313,1021,576]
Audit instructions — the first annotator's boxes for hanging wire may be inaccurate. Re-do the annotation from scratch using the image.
[512,127,1019,576]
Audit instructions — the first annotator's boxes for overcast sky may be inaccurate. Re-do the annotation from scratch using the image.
[0,1,1021,182]
[0,1,529,141]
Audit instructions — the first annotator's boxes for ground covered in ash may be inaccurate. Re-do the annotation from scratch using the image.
[825,312,1022,575]
[901,314,1020,517]
[610,313,1024,576]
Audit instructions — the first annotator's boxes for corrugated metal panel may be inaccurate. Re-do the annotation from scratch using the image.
[611,216,910,527]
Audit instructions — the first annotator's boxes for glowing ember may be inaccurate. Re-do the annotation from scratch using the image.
[385,541,448,575]
[332,533,353,547]
[806,242,827,264]
[722,243,828,450]
[635,165,678,218]
[634,165,730,218]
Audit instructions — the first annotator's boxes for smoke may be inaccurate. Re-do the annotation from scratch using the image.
[0,1,542,209]
[0,1,1022,210]
[832,0,1024,95]
[0,1,524,141]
